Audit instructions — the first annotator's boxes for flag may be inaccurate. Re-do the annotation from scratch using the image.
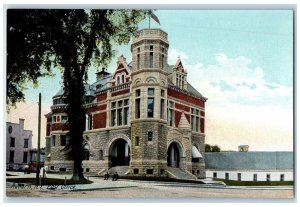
[150,12,160,25]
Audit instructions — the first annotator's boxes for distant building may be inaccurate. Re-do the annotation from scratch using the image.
[205,152,293,181]
[6,119,33,170]
[238,145,249,152]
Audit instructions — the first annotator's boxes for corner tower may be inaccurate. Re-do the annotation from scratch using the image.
[130,29,169,176]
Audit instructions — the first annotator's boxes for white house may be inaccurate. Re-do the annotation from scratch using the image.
[6,119,33,170]
[205,151,293,181]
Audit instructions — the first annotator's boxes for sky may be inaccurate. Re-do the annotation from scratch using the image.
[6,10,294,151]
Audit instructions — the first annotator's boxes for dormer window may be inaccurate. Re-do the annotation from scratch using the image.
[117,76,120,85]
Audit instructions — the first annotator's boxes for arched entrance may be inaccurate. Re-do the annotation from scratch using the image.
[109,139,130,167]
[167,142,182,168]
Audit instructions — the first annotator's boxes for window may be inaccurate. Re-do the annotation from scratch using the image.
[160,99,165,119]
[84,148,90,160]
[147,88,155,118]
[137,54,140,69]
[86,114,93,130]
[225,173,229,180]
[237,173,241,181]
[111,109,116,126]
[266,174,271,181]
[52,135,56,146]
[50,166,54,170]
[161,54,164,68]
[147,169,153,174]
[161,90,165,97]
[280,174,285,181]
[10,137,15,147]
[111,99,130,127]
[135,136,139,146]
[23,152,28,163]
[253,174,257,181]
[24,139,29,148]
[61,115,68,122]
[59,168,66,172]
[197,170,200,174]
[9,150,14,163]
[135,99,140,119]
[148,88,154,96]
[148,131,153,141]
[134,169,139,174]
[124,107,129,125]
[86,168,90,172]
[150,52,154,68]
[147,98,154,118]
[136,89,141,97]
[60,135,66,146]
[121,75,125,84]
[191,107,201,132]
[135,89,141,119]
[99,150,103,160]
[117,76,120,85]
[167,101,174,126]
[117,108,123,125]
[213,172,217,178]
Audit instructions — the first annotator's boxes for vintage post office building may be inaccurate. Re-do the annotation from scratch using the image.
[45,28,207,179]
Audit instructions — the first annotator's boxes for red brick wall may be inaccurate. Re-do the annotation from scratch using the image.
[174,111,181,127]
[86,104,107,113]
[200,111,205,116]
[46,123,51,136]
[175,102,190,112]
[96,93,107,102]
[93,112,107,129]
[51,123,69,131]
[168,88,205,108]
[111,88,130,97]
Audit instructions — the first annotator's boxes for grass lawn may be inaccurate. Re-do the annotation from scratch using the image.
[214,178,294,186]
[6,177,93,185]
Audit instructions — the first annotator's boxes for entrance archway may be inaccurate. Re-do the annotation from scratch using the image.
[167,142,182,168]
[109,139,130,167]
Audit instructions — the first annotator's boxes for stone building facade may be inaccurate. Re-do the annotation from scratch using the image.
[45,28,207,179]
[6,119,33,170]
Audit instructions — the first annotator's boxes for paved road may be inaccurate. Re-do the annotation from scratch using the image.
[5,172,294,199]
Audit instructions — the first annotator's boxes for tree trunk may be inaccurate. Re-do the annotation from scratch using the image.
[64,65,87,181]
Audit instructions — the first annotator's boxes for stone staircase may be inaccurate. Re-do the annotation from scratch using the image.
[167,167,197,180]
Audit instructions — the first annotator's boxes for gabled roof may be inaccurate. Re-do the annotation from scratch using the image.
[205,152,293,170]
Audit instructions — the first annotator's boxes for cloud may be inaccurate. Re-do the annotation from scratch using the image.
[173,50,293,151]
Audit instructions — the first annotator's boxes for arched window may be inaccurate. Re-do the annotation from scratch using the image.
[83,144,90,160]
[117,76,120,85]
[121,74,125,83]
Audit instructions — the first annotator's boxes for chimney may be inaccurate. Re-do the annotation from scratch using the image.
[19,118,25,130]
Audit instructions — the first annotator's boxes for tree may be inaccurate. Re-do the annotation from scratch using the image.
[205,144,221,152]
[205,144,212,152]
[211,145,221,152]
[7,10,54,110]
[7,9,149,180]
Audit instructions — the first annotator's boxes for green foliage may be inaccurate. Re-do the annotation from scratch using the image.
[205,144,221,152]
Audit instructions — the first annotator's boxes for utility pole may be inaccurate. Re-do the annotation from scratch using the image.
[36,93,41,185]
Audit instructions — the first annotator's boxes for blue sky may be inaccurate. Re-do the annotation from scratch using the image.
[7,10,294,151]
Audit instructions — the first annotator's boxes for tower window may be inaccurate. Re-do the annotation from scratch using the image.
[135,98,140,119]
[137,54,140,69]
[150,52,154,68]
[147,88,155,118]
[148,131,153,141]
[135,136,139,146]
